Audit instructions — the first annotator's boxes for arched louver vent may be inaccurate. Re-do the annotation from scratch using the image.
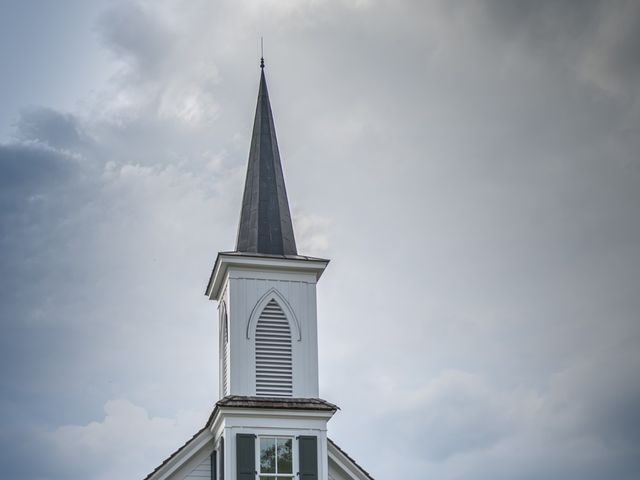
[222,311,230,396]
[255,299,293,397]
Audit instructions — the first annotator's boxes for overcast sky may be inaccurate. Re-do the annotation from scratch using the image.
[1,1,640,479]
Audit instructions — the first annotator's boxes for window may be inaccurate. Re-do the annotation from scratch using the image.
[255,299,293,397]
[258,436,293,480]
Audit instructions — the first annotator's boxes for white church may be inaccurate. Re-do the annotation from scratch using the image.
[144,59,374,480]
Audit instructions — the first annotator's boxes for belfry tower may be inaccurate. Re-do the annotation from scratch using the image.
[145,59,373,480]
[206,58,327,402]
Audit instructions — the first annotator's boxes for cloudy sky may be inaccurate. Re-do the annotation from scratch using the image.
[1,1,640,479]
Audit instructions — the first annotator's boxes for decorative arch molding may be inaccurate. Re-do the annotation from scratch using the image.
[246,287,301,341]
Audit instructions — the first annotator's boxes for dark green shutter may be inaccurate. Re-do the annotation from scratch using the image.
[298,436,318,480]
[220,437,225,480]
[236,434,255,480]
[211,449,217,480]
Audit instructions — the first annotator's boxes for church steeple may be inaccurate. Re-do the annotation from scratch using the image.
[235,60,297,256]
[148,56,372,480]
[206,57,329,399]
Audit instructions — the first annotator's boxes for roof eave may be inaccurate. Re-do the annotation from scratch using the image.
[205,252,330,300]
[143,426,212,480]
[328,438,376,480]
[209,396,338,435]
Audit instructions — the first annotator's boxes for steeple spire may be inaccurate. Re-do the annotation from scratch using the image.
[235,60,297,256]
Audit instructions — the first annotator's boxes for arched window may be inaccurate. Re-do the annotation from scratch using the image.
[255,299,293,397]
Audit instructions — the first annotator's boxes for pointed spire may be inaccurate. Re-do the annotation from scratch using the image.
[235,61,298,256]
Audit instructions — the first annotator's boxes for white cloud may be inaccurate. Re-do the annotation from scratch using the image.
[294,212,332,254]
[47,399,205,480]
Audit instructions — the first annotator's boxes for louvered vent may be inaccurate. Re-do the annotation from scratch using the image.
[222,312,230,396]
[255,299,293,397]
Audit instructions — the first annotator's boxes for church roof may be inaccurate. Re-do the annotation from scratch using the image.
[328,438,376,480]
[143,425,210,480]
[235,60,297,256]
[217,395,338,411]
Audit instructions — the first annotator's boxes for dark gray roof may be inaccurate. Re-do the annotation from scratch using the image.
[236,65,297,256]
[217,395,338,411]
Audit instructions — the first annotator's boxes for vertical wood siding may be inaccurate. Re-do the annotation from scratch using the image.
[227,270,320,398]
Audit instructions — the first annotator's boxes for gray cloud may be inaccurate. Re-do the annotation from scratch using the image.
[0,142,74,195]
[96,2,175,80]
[14,108,84,149]
[396,371,514,461]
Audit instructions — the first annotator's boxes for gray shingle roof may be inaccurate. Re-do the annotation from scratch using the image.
[216,395,338,411]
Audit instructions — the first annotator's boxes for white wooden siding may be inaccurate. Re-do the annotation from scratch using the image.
[185,455,211,479]
[225,268,320,398]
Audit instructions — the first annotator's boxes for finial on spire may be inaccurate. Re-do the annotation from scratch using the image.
[260,37,265,69]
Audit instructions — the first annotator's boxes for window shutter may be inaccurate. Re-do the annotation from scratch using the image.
[236,434,255,480]
[220,437,225,480]
[298,436,318,480]
[210,449,217,480]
